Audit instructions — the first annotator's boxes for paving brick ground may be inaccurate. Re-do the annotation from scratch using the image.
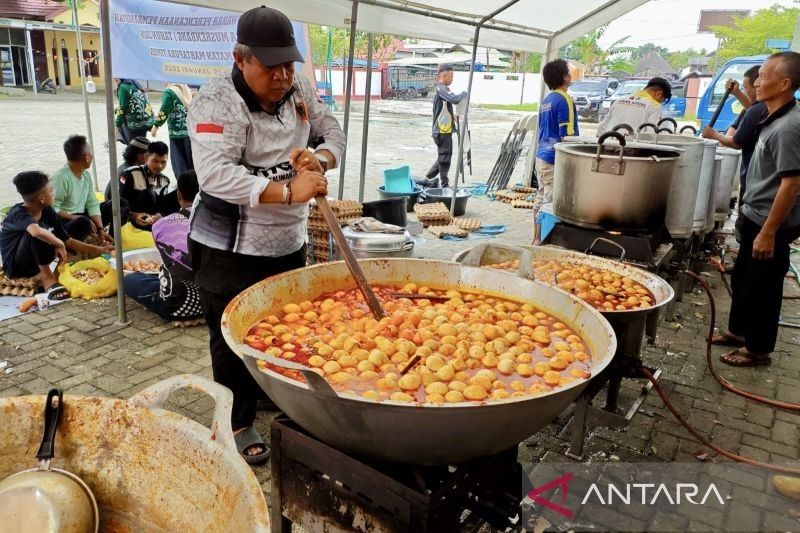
[0,94,798,530]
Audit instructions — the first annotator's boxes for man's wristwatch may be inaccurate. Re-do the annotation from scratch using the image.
[315,153,330,173]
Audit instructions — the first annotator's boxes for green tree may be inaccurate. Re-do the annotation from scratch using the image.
[508,51,542,72]
[712,4,800,64]
[309,25,398,66]
[564,26,631,72]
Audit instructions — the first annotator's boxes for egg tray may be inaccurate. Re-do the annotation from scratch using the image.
[309,200,363,219]
[511,199,536,209]
[418,216,453,228]
[427,225,469,238]
[452,217,481,232]
[494,190,530,203]
[0,271,42,297]
[413,202,450,216]
[512,185,537,194]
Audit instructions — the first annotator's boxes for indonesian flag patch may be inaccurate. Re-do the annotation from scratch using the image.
[196,123,224,142]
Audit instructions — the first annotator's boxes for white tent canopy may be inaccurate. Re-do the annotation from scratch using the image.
[100,0,652,324]
[168,0,649,54]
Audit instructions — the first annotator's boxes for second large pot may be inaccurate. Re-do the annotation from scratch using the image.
[637,133,706,239]
[693,140,720,233]
[714,147,742,222]
[553,132,682,232]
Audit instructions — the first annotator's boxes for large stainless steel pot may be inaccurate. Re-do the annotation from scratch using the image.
[452,244,674,325]
[636,132,706,239]
[553,132,682,232]
[693,140,720,233]
[706,157,723,233]
[0,375,269,532]
[222,259,617,465]
[714,147,742,222]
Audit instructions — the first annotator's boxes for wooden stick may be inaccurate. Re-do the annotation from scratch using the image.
[315,195,386,320]
[390,292,450,302]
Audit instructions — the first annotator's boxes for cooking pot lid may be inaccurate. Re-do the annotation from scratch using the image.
[342,227,414,251]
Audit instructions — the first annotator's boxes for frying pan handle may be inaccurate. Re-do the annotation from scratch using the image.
[129,375,236,453]
[585,237,626,262]
[36,388,62,462]
[239,344,339,398]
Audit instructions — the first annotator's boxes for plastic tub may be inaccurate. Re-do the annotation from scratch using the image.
[419,187,471,217]
[109,248,162,276]
[377,185,423,212]
[362,197,407,227]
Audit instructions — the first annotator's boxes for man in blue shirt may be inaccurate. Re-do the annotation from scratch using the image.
[533,59,578,244]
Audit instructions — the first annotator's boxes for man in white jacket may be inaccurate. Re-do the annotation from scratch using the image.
[597,77,672,135]
[188,6,346,465]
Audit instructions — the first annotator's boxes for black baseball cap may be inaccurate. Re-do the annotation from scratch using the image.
[237,6,304,67]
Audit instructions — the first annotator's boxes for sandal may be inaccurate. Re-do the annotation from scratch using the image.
[45,283,70,302]
[234,427,269,465]
[719,348,771,367]
[711,330,745,347]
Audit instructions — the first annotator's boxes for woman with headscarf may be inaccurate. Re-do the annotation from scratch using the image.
[152,83,194,177]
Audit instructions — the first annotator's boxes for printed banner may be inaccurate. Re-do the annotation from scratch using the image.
[109,0,311,84]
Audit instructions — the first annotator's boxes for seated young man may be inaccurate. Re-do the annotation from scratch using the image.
[0,171,113,300]
[50,135,112,245]
[123,170,202,320]
[118,141,179,230]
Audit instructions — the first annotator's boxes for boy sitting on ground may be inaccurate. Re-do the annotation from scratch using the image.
[51,134,113,245]
[123,170,202,320]
[0,171,113,301]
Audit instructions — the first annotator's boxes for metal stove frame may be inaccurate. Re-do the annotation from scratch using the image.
[270,416,523,533]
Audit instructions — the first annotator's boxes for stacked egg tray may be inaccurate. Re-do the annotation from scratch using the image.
[494,188,535,205]
[413,202,452,228]
[307,199,362,264]
[427,216,482,239]
[0,270,41,297]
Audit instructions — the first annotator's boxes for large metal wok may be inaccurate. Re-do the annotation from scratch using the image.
[222,259,616,465]
[452,244,674,325]
[0,375,269,532]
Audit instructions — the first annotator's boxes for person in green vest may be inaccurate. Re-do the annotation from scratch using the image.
[151,83,194,177]
[114,79,154,145]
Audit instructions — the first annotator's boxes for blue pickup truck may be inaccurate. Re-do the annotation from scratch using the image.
[697,55,769,132]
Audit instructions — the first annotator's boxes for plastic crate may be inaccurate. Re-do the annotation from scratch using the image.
[383,166,414,193]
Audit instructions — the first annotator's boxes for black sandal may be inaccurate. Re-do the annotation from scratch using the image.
[234,427,269,465]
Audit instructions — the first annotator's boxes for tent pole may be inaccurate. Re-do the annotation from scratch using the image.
[450,0,521,215]
[24,27,37,98]
[72,0,100,191]
[100,0,128,326]
[337,0,360,200]
[357,32,373,203]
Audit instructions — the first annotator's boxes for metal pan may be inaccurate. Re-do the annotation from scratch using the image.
[452,243,674,324]
[0,389,99,533]
[222,259,617,465]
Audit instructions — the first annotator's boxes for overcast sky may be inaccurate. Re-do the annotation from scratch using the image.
[599,0,798,51]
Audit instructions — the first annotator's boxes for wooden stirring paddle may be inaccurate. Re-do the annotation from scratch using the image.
[315,195,386,320]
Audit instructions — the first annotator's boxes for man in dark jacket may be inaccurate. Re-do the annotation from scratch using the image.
[424,64,467,188]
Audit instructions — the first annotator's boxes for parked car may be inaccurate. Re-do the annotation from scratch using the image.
[567,77,619,122]
[598,79,688,124]
[698,55,766,132]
